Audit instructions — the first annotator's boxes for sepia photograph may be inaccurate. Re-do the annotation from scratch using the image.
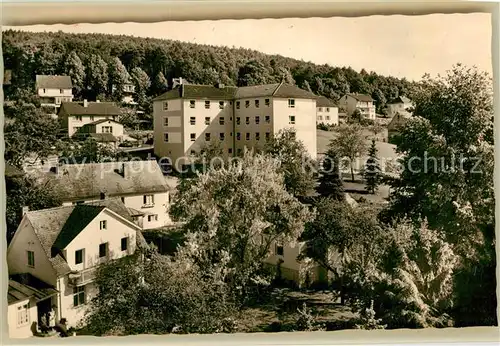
[1,1,498,342]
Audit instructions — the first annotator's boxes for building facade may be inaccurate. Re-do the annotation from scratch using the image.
[58,100,122,138]
[386,96,414,118]
[153,82,318,169]
[316,96,339,126]
[42,160,173,230]
[338,93,376,121]
[7,204,147,332]
[36,75,74,118]
[75,119,125,149]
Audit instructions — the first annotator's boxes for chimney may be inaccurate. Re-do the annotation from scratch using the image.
[21,206,29,216]
[83,99,88,107]
[216,82,225,89]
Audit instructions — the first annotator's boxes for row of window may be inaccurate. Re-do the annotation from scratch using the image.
[164,131,280,143]
[317,107,331,112]
[179,115,295,126]
[25,235,129,269]
[41,88,68,94]
[317,115,331,121]
[163,98,295,110]
[73,115,117,122]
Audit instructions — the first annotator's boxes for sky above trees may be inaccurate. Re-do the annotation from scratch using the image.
[4,13,491,81]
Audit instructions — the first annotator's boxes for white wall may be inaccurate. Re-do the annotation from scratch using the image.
[57,277,97,328]
[153,99,186,167]
[68,115,111,137]
[234,97,273,154]
[38,88,73,98]
[64,209,138,270]
[272,98,317,160]
[121,193,171,229]
[7,217,58,286]
[8,298,38,339]
[94,120,124,138]
[182,99,234,159]
[317,106,339,126]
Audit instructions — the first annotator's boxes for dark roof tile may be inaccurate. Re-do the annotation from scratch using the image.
[346,93,374,102]
[50,161,170,202]
[60,102,121,116]
[316,96,336,107]
[52,205,105,251]
[36,75,72,89]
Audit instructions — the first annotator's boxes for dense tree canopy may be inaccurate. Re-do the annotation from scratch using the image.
[3,29,416,107]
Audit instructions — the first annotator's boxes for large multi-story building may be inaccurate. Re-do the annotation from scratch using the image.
[152,81,318,169]
[36,75,74,118]
[338,93,376,121]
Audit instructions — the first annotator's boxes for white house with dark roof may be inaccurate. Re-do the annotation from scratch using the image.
[153,80,318,168]
[36,75,74,118]
[338,93,376,121]
[7,203,147,332]
[58,100,122,137]
[386,96,414,118]
[45,160,172,230]
[316,96,339,126]
[74,119,124,148]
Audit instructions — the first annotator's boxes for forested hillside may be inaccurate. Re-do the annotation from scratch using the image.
[3,29,416,113]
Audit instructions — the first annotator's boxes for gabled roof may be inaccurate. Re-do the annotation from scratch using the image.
[272,83,318,100]
[345,93,374,102]
[60,102,121,116]
[23,202,147,276]
[25,206,76,276]
[49,160,170,202]
[316,96,336,107]
[36,75,72,89]
[388,96,412,104]
[84,119,123,126]
[153,83,318,101]
[8,276,58,305]
[88,133,119,143]
[52,205,105,251]
[86,198,136,222]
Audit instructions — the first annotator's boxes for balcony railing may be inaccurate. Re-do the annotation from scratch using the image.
[67,266,97,286]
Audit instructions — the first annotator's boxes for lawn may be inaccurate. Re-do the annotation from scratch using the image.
[237,288,358,333]
[317,129,397,205]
